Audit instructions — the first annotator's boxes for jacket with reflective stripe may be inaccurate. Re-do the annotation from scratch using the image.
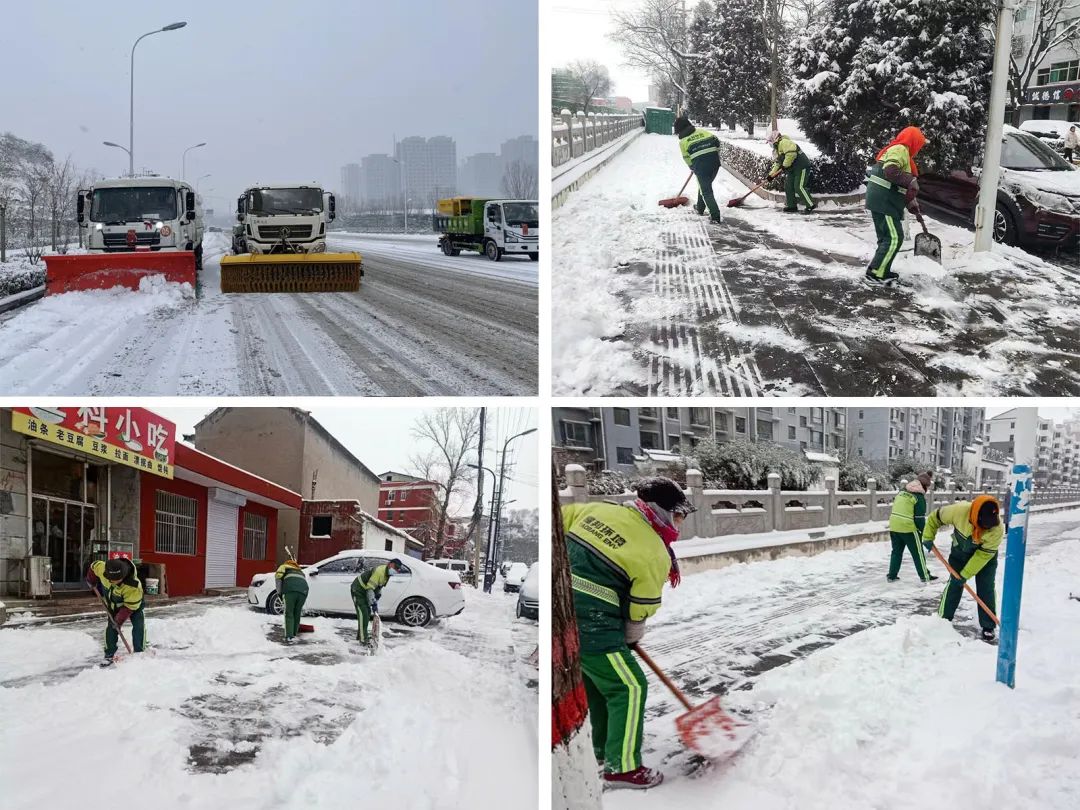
[91,560,144,612]
[563,502,670,654]
[352,564,390,598]
[769,135,810,174]
[866,144,912,217]
[275,562,310,595]
[923,501,1004,579]
[889,488,926,535]
[679,128,721,167]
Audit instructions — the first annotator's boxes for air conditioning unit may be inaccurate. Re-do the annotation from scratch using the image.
[28,556,51,598]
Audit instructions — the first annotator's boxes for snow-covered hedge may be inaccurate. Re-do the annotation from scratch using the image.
[0,258,46,298]
[717,139,865,195]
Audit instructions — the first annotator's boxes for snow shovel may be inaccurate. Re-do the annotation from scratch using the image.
[88,583,133,655]
[727,175,771,208]
[928,544,999,625]
[634,644,751,758]
[913,211,942,263]
[659,172,694,208]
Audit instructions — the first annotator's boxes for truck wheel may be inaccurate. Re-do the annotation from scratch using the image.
[441,240,460,257]
[528,253,538,261]
[485,240,503,262]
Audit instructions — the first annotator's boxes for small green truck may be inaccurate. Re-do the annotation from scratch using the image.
[433,197,539,262]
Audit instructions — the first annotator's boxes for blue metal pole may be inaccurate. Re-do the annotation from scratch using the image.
[996,463,1032,688]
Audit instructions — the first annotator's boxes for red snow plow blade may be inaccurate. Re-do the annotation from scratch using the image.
[43,251,196,295]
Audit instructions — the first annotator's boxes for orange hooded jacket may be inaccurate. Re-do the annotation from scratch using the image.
[877,126,927,175]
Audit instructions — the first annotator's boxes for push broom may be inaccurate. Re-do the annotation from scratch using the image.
[659,172,694,208]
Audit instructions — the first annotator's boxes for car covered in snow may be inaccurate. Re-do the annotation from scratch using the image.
[1018,119,1074,153]
[917,127,1079,251]
[516,562,539,620]
[502,562,529,593]
[247,550,465,627]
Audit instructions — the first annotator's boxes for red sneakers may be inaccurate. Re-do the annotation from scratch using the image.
[603,766,664,790]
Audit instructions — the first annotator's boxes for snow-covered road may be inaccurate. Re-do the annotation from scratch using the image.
[0,232,538,395]
[553,132,1080,396]
[602,509,1080,809]
[0,588,537,809]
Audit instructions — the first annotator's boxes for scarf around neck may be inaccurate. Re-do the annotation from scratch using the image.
[633,498,680,545]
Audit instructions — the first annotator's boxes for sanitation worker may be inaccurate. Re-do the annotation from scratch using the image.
[563,477,697,791]
[865,126,927,286]
[887,471,938,583]
[923,495,1003,642]
[766,130,816,213]
[274,558,309,643]
[84,557,145,666]
[1065,125,1078,164]
[351,558,405,647]
[673,116,723,223]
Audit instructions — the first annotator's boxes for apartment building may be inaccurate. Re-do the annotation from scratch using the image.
[846,407,984,472]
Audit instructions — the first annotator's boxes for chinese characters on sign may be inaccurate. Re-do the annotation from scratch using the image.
[11,407,176,479]
[1023,84,1079,105]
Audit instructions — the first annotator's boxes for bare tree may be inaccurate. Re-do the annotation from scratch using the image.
[501,160,539,199]
[1004,0,1080,123]
[610,0,691,111]
[409,409,481,559]
[566,59,614,114]
[46,157,76,252]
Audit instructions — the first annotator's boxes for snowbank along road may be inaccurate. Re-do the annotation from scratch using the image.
[553,132,1080,397]
[0,589,537,809]
[604,510,1080,809]
[0,232,538,396]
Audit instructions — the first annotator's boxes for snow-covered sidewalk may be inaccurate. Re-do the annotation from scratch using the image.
[0,589,537,809]
[603,509,1080,810]
[552,132,1080,396]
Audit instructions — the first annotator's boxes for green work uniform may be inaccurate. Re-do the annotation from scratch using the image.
[924,500,1004,631]
[275,562,309,639]
[679,128,723,219]
[90,560,146,658]
[351,564,391,643]
[887,483,930,581]
[564,502,670,774]
[770,135,815,210]
[865,143,913,279]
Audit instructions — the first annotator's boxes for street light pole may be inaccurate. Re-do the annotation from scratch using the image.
[483,427,537,593]
[196,174,211,194]
[181,141,206,181]
[129,22,188,177]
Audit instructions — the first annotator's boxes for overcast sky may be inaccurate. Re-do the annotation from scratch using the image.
[1,0,537,213]
[551,0,704,101]
[153,406,539,514]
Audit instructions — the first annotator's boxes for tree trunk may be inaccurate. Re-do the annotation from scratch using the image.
[552,461,602,808]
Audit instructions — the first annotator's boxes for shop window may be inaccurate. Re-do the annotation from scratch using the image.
[154,491,197,555]
[31,449,84,501]
[243,512,268,560]
[311,515,333,538]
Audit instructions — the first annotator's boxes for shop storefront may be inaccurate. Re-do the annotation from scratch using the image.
[0,407,301,598]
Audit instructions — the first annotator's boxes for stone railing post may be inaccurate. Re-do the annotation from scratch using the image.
[867,477,878,520]
[685,468,704,537]
[825,476,837,527]
[574,111,586,158]
[768,472,782,531]
[565,464,588,504]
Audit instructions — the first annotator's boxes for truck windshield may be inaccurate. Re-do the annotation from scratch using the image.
[249,188,324,215]
[502,202,539,227]
[1002,133,1072,171]
[90,187,177,223]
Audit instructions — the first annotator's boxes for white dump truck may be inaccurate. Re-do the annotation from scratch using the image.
[232,184,335,255]
[77,175,204,268]
[433,197,539,261]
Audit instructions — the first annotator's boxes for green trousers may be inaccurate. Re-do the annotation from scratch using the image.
[283,591,306,639]
[580,648,647,774]
[105,608,145,657]
[888,531,930,581]
[938,547,998,631]
[692,153,722,219]
[868,212,903,277]
[785,167,815,210]
[353,591,373,643]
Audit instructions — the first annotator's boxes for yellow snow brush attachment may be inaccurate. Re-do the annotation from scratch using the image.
[219,252,363,293]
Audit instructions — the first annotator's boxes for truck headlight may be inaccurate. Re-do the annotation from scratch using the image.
[505,232,519,242]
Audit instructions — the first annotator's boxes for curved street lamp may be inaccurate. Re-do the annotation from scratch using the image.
[181,142,206,181]
[129,22,188,176]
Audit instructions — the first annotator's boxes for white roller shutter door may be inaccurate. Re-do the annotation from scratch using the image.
[205,496,239,589]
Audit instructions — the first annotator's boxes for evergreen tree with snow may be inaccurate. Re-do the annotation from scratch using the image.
[787,0,995,170]
[687,0,771,134]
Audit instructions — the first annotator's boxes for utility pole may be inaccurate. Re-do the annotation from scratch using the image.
[471,407,486,588]
[997,406,1037,688]
[484,453,506,594]
[0,201,6,263]
[769,0,780,130]
[974,0,1017,252]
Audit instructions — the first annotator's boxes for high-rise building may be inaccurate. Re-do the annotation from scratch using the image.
[460,153,503,197]
[396,136,457,207]
[360,154,399,207]
[340,163,361,212]
[986,410,1080,486]
[847,407,985,472]
[500,135,539,170]
[552,68,585,111]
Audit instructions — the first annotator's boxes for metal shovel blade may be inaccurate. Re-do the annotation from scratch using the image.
[914,231,942,264]
[674,696,753,759]
[659,195,690,208]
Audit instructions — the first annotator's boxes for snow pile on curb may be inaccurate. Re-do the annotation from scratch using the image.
[0,626,99,679]
[0,257,46,297]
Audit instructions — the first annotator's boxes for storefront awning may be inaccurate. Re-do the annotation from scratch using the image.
[173,444,301,510]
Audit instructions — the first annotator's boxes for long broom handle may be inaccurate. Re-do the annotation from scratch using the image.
[633,644,694,712]
[677,171,694,197]
[88,582,134,654]
[929,544,1000,626]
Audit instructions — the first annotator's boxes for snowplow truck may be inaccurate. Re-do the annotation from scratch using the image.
[434,198,539,261]
[221,184,361,293]
[44,176,203,295]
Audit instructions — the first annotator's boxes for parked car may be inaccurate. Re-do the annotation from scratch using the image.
[917,127,1079,251]
[429,557,475,585]
[516,563,539,620]
[503,562,529,593]
[1018,119,1074,154]
[247,550,465,627]
[499,560,516,578]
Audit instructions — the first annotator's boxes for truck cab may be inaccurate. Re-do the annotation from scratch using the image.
[435,197,539,261]
[78,176,204,268]
[234,184,335,255]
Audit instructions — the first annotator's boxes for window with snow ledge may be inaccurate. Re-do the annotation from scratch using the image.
[310,515,332,539]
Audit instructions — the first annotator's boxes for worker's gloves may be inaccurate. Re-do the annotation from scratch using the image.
[922,541,935,553]
[907,200,921,216]
[905,179,920,203]
[113,607,132,627]
[668,560,682,589]
[371,601,380,613]
[624,620,647,646]
[768,170,782,180]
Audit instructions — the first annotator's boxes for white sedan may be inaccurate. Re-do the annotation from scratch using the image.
[247,550,465,627]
